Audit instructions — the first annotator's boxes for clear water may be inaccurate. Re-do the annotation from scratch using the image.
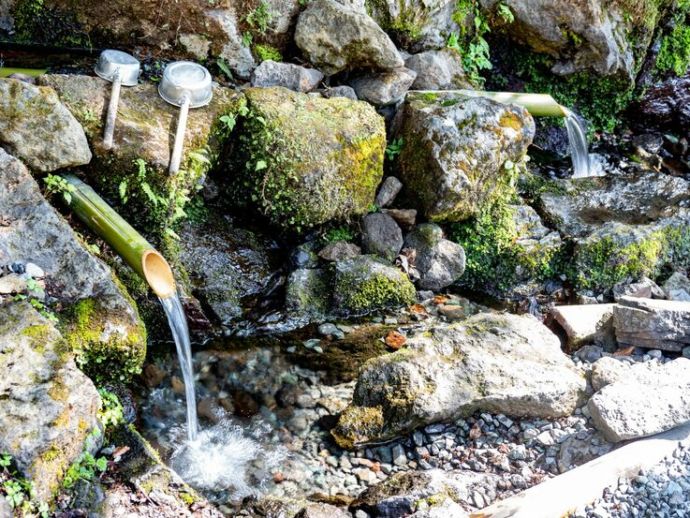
[564,108,592,178]
[159,294,198,441]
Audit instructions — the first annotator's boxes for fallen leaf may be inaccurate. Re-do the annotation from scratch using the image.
[273,472,284,483]
[432,295,449,305]
[409,303,427,315]
[112,446,130,460]
[613,346,635,356]
[469,423,482,440]
[385,331,407,350]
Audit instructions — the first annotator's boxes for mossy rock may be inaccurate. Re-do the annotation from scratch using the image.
[229,86,386,232]
[38,74,245,238]
[333,255,416,315]
[62,295,147,382]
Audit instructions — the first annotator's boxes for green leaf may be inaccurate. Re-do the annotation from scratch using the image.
[140,183,158,206]
[255,159,268,171]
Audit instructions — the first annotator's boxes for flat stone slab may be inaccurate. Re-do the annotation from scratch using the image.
[551,304,615,351]
[614,296,690,351]
[588,358,690,442]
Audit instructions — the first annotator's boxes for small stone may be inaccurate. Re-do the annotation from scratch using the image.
[322,86,358,100]
[24,262,45,278]
[350,68,417,106]
[251,60,324,92]
[382,208,417,231]
[361,212,403,262]
[171,376,185,395]
[319,241,361,262]
[375,177,403,208]
[319,323,345,339]
[392,444,407,466]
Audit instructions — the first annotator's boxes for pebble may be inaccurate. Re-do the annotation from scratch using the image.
[318,323,345,339]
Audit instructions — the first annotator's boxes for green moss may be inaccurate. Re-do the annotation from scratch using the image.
[253,44,282,62]
[574,224,690,291]
[41,446,61,463]
[62,297,146,382]
[656,1,690,76]
[337,262,416,313]
[179,492,196,505]
[21,324,51,353]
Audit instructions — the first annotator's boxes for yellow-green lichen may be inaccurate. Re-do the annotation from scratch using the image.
[332,405,385,449]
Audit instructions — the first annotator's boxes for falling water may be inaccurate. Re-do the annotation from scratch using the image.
[159,294,198,441]
[563,108,592,178]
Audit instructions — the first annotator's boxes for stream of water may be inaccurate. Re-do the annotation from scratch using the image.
[564,108,592,178]
[159,294,198,441]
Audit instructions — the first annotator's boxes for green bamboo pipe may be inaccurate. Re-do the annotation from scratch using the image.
[0,67,46,78]
[63,175,177,299]
[409,89,570,118]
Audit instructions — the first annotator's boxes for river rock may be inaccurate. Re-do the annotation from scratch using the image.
[663,271,690,301]
[375,176,403,208]
[0,301,101,501]
[550,304,616,351]
[230,87,385,231]
[251,60,324,92]
[405,49,470,90]
[39,74,244,233]
[333,313,586,447]
[397,92,534,222]
[322,85,358,100]
[0,78,91,172]
[352,469,497,516]
[636,74,690,130]
[319,241,362,262]
[350,68,417,106]
[0,149,146,378]
[361,212,404,261]
[613,296,690,351]
[403,223,465,291]
[333,255,416,315]
[588,358,690,442]
[294,0,404,75]
[285,268,331,320]
[178,218,280,326]
[612,276,665,301]
[479,0,668,78]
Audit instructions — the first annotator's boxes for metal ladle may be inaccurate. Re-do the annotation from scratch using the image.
[158,61,213,175]
[94,50,141,150]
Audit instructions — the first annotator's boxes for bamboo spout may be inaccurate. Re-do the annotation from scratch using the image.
[409,89,570,118]
[63,175,177,299]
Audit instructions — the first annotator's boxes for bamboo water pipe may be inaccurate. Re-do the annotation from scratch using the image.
[63,175,176,299]
[408,89,570,118]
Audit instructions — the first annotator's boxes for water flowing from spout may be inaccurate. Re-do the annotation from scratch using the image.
[563,108,591,178]
[159,294,198,441]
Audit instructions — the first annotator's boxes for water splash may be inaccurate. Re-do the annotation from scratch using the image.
[159,294,198,441]
[168,419,286,502]
[563,108,592,178]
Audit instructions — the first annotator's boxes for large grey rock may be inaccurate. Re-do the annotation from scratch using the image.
[614,296,690,351]
[207,9,256,79]
[0,149,146,377]
[404,223,465,291]
[333,313,586,447]
[405,49,470,90]
[318,241,361,262]
[333,255,416,315]
[550,304,616,351]
[397,92,534,222]
[294,0,404,75]
[350,68,417,106]
[361,212,404,261]
[479,0,668,78]
[352,470,494,517]
[178,219,279,325]
[588,358,690,442]
[0,78,91,172]
[251,60,324,92]
[0,302,101,500]
[589,356,678,392]
[663,272,690,301]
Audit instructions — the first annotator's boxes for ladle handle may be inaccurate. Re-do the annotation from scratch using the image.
[169,94,191,175]
[103,71,122,150]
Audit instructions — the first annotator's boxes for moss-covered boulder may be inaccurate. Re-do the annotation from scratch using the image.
[38,74,244,235]
[539,170,690,292]
[285,268,331,320]
[332,313,586,447]
[229,87,386,232]
[481,0,675,78]
[0,148,146,379]
[0,301,101,501]
[333,255,416,315]
[0,78,91,172]
[397,92,535,223]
